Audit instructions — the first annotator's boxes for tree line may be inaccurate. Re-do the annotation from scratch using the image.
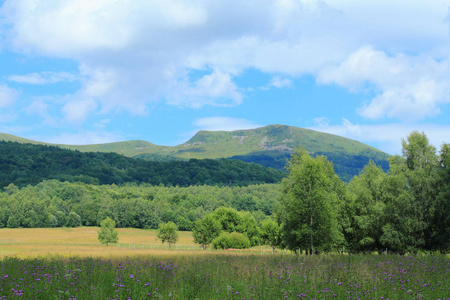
[275,131,450,254]
[0,181,279,230]
[0,141,285,188]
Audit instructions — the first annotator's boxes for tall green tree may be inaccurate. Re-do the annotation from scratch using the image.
[347,161,387,252]
[211,207,242,233]
[381,131,439,252]
[156,221,179,249]
[98,217,119,246]
[192,214,222,250]
[277,149,343,254]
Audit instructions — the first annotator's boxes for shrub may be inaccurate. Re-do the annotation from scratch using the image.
[212,232,251,249]
[66,212,82,227]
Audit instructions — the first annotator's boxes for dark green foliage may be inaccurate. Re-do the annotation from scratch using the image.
[229,150,390,183]
[0,141,285,188]
[229,151,292,170]
[66,211,82,227]
[7,215,20,228]
[433,143,450,251]
[380,132,439,253]
[346,161,387,252]
[211,232,251,249]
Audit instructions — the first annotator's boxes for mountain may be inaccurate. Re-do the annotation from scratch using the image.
[0,125,390,181]
[170,125,390,181]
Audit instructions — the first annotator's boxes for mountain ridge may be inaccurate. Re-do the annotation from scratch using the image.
[0,124,389,181]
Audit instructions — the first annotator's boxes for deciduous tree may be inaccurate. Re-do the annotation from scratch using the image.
[157,221,178,249]
[192,214,222,250]
[98,217,118,246]
[278,149,343,254]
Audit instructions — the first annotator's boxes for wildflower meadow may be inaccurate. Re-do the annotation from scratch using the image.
[1,254,450,299]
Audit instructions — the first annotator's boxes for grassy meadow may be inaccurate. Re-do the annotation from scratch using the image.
[2,228,450,299]
[0,227,200,258]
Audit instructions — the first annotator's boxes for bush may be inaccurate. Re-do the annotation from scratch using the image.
[66,212,82,227]
[55,211,66,227]
[7,215,21,228]
[212,232,251,249]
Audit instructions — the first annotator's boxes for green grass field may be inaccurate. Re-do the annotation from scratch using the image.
[1,228,450,299]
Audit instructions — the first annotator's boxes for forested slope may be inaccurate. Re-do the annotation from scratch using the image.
[0,141,285,189]
[1,125,390,182]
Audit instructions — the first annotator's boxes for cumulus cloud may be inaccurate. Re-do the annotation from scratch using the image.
[1,0,450,123]
[309,118,450,155]
[193,117,262,132]
[317,46,450,121]
[0,85,18,107]
[0,0,355,115]
[168,71,243,108]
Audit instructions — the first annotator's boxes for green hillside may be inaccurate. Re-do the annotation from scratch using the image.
[0,125,390,181]
[0,133,46,145]
[0,125,387,159]
[172,124,386,159]
[64,140,170,157]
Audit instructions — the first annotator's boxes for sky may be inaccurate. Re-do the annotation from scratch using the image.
[0,0,450,155]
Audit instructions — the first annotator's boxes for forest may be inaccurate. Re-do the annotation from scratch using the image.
[0,181,279,231]
[0,141,285,188]
[0,131,449,253]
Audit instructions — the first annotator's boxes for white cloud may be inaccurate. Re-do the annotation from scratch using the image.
[8,71,76,84]
[193,117,262,132]
[0,85,18,107]
[61,98,97,123]
[168,71,243,108]
[318,46,450,121]
[2,0,450,121]
[309,118,450,155]
[2,0,135,56]
[260,76,292,90]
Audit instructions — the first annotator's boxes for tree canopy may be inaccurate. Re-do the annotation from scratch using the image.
[277,149,345,254]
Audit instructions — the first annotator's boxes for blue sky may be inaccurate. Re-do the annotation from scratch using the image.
[1,0,450,155]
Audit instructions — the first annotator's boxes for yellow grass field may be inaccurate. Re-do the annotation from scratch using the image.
[0,227,204,259]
